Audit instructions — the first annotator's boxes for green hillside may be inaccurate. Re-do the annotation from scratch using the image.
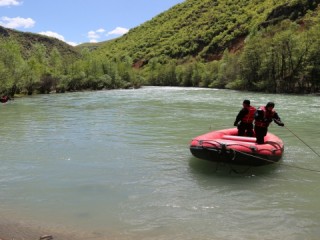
[95,0,320,65]
[86,0,320,93]
[1,0,320,96]
[0,26,81,96]
[0,26,80,60]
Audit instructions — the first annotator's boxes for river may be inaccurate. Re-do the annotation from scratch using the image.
[0,87,319,240]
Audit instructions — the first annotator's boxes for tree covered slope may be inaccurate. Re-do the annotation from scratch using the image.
[94,0,320,66]
[0,26,79,60]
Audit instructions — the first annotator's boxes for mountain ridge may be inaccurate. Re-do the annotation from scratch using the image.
[0,25,79,60]
[92,0,320,67]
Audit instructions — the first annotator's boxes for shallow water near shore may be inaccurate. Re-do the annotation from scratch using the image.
[1,87,320,239]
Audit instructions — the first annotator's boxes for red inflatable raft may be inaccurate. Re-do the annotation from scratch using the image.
[190,128,284,166]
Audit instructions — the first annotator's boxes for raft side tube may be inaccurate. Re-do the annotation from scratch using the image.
[222,135,256,143]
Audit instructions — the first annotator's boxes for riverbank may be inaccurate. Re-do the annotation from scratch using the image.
[0,219,52,240]
[0,218,94,240]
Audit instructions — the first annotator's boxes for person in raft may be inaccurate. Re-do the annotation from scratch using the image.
[254,101,284,144]
[233,99,256,137]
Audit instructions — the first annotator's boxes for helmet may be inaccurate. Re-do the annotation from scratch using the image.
[243,99,250,105]
[266,102,275,108]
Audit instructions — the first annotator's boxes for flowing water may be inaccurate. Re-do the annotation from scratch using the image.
[0,87,319,240]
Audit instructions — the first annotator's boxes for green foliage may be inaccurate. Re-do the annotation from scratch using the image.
[86,0,319,93]
[1,0,320,96]
[0,38,141,96]
[239,17,320,93]
[0,39,24,96]
[95,0,292,63]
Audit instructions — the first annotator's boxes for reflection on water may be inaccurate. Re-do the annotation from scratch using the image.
[0,87,320,239]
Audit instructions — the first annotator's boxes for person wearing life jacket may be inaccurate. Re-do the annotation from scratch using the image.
[254,102,284,144]
[0,95,10,103]
[234,99,256,137]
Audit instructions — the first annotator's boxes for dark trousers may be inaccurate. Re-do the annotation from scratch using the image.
[254,126,268,144]
[238,122,254,137]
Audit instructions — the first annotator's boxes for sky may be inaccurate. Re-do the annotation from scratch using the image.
[0,0,184,46]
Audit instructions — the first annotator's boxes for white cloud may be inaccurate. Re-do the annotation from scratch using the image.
[87,27,129,42]
[0,0,22,7]
[87,30,100,40]
[38,31,80,46]
[0,16,35,28]
[87,29,104,42]
[96,28,105,33]
[107,27,129,36]
[38,31,65,41]
[67,41,78,46]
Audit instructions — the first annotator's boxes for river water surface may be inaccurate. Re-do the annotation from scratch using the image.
[0,87,320,240]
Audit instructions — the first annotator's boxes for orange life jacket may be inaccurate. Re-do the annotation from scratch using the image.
[254,106,275,128]
[241,106,256,123]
